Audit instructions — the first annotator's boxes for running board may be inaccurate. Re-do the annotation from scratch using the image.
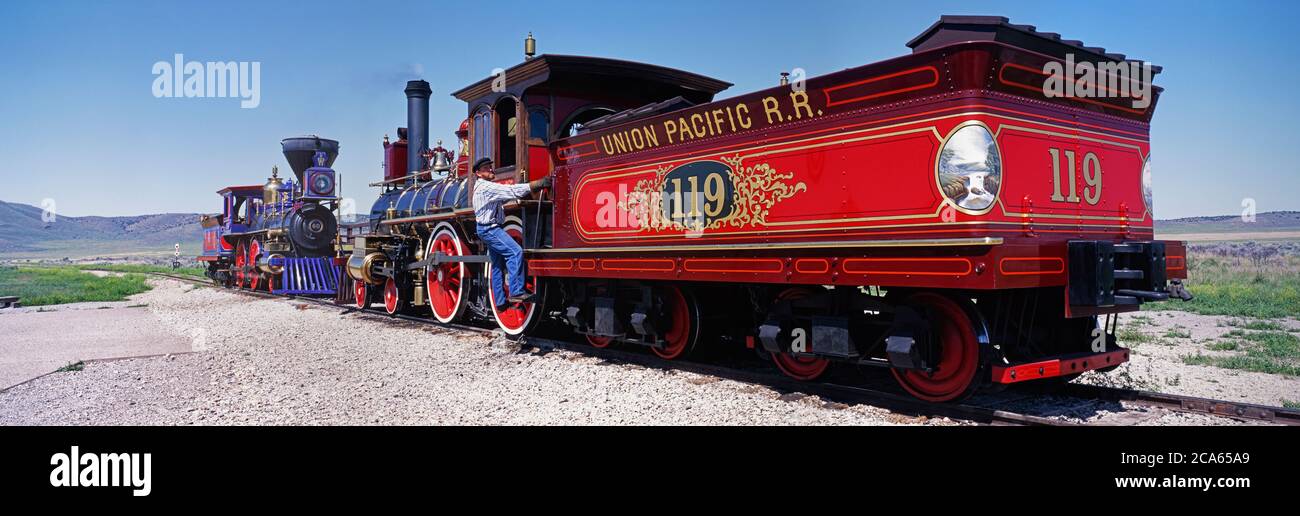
[406,252,490,271]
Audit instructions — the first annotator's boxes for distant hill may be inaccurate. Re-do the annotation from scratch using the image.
[1155,211,1300,234]
[0,200,205,259]
[3,199,1295,259]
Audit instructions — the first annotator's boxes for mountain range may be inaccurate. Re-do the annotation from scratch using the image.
[0,200,205,259]
[1151,211,1300,234]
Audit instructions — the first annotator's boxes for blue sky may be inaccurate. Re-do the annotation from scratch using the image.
[0,0,1296,219]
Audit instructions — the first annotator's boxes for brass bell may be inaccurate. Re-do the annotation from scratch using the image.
[432,140,452,172]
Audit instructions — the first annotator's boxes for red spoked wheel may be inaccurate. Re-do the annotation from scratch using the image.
[770,287,831,381]
[586,335,613,348]
[650,285,699,360]
[247,239,263,292]
[354,280,370,309]
[486,219,543,339]
[426,223,467,324]
[383,277,403,315]
[890,293,983,403]
[234,241,248,288]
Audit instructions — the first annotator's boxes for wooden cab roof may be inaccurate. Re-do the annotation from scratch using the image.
[450,54,732,106]
[217,185,263,197]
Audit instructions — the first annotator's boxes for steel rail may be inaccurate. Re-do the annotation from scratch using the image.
[1060,383,1300,426]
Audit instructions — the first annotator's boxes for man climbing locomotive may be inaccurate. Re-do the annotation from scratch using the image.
[471,157,550,307]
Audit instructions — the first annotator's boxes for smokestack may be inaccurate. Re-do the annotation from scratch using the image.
[404,80,432,179]
[281,136,339,183]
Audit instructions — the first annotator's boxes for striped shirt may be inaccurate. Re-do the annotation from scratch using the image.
[472,180,532,226]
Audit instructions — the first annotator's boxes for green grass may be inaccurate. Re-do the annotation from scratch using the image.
[1149,252,1300,319]
[1225,319,1288,331]
[1182,331,1300,376]
[0,266,152,306]
[1284,399,1300,410]
[1117,326,1156,345]
[1163,327,1192,339]
[72,263,206,278]
[1207,341,1240,351]
[55,361,84,372]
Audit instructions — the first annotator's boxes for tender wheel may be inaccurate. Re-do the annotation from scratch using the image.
[383,277,406,316]
[486,219,543,339]
[426,223,467,323]
[890,292,985,403]
[354,280,370,309]
[650,285,699,360]
[769,287,831,381]
[586,335,613,348]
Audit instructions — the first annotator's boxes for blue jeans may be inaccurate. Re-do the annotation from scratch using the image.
[477,224,525,307]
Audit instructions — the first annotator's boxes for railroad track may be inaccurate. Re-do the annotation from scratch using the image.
[1059,383,1300,426]
[141,271,1300,426]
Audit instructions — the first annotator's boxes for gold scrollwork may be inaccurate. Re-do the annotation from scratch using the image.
[618,155,806,232]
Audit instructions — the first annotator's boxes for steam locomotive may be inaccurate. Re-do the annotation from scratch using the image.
[198,137,341,294]
[214,16,1193,403]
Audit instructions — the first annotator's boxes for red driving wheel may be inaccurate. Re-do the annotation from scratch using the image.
[234,241,247,288]
[487,220,541,338]
[247,239,262,292]
[426,224,467,323]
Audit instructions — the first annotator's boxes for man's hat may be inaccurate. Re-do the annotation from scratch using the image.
[473,157,494,171]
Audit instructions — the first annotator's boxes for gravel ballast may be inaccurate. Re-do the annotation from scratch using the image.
[1,278,1287,426]
[0,279,929,425]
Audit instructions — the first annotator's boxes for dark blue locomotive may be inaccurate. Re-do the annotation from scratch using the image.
[199,137,342,294]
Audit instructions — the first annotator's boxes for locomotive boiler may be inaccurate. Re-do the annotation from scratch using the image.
[345,80,485,320]
[198,136,342,294]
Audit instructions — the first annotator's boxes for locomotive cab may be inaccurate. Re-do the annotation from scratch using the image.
[450,54,732,186]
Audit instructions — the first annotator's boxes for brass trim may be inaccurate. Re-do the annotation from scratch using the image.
[346,252,387,285]
[258,253,285,275]
[528,236,1002,254]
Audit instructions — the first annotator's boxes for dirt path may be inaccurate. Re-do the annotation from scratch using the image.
[0,303,193,390]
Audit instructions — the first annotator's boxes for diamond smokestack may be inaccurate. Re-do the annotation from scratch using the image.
[281,136,339,183]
